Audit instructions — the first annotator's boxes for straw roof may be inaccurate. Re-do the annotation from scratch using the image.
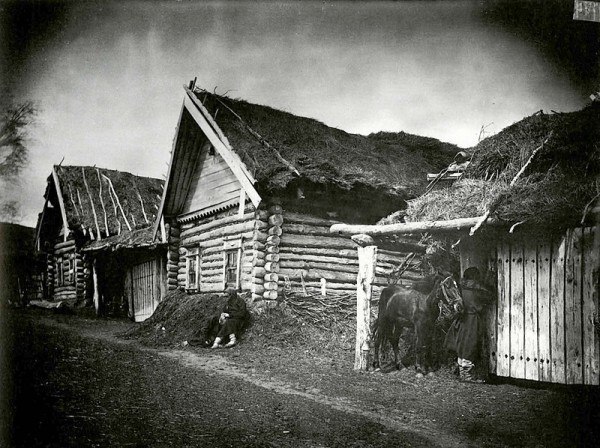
[194,89,460,200]
[82,226,160,253]
[53,165,164,238]
[405,103,600,232]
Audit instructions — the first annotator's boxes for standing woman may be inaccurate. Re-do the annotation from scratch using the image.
[445,267,493,382]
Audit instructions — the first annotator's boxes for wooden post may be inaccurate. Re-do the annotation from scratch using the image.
[92,259,100,316]
[355,239,377,371]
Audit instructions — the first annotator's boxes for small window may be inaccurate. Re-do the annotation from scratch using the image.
[223,238,242,289]
[186,247,200,290]
[224,249,239,288]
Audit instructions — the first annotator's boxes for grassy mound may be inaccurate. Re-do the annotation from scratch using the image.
[122,288,357,354]
[120,289,230,347]
[120,288,455,372]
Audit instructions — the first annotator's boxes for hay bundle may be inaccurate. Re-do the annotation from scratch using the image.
[405,103,600,232]
[406,178,507,222]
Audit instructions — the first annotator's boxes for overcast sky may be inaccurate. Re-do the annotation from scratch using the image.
[2,1,594,226]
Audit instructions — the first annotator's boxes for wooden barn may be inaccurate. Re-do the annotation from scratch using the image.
[154,83,460,303]
[35,165,165,320]
[332,103,600,383]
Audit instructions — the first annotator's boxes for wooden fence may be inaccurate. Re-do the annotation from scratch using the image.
[489,226,599,385]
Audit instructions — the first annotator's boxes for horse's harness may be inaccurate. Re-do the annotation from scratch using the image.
[435,275,463,330]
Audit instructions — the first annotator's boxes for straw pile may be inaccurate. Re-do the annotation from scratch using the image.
[405,103,600,232]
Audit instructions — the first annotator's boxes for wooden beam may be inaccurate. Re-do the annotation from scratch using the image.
[183,94,261,207]
[160,216,167,243]
[355,245,377,371]
[51,167,70,242]
[153,99,186,238]
[238,189,246,218]
[171,122,203,214]
[81,167,101,240]
[331,216,501,237]
[102,173,132,232]
[92,259,100,316]
[184,86,258,185]
[96,168,110,235]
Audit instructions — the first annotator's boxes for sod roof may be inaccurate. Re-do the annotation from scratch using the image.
[82,226,160,252]
[194,89,460,199]
[405,103,600,231]
[54,165,164,238]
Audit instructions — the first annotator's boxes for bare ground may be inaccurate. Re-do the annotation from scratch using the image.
[3,306,600,448]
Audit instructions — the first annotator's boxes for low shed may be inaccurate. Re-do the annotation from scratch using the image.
[332,103,600,384]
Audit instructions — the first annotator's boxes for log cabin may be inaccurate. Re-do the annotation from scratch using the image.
[332,103,600,382]
[154,82,459,304]
[35,165,165,321]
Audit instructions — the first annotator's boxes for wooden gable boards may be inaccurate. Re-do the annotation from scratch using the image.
[154,87,261,239]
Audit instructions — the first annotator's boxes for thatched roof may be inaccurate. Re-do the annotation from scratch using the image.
[53,165,164,238]
[82,226,160,253]
[405,103,600,232]
[194,89,460,199]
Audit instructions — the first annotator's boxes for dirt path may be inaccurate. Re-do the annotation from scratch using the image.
[25,312,471,448]
[4,309,600,447]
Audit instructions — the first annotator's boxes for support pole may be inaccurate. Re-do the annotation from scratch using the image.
[92,259,100,316]
[355,242,377,371]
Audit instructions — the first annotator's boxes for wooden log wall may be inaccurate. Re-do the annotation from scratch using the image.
[250,207,269,302]
[51,238,79,301]
[46,252,55,298]
[178,203,256,293]
[491,227,599,385]
[255,205,283,302]
[278,212,421,297]
[166,221,181,291]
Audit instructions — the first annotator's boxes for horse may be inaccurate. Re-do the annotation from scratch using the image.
[372,272,459,373]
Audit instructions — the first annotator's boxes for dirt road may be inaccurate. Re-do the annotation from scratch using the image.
[2,309,599,447]
[2,310,463,448]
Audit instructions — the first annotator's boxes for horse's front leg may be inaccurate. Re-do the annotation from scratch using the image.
[372,319,382,370]
[373,338,381,370]
[391,328,401,370]
[414,322,427,374]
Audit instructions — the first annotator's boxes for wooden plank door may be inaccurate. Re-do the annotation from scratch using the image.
[495,241,511,377]
[509,244,526,379]
[493,228,599,385]
[537,242,552,382]
[549,235,566,383]
[132,258,156,322]
[582,227,599,385]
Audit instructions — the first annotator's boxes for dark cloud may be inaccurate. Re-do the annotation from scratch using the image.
[2,1,593,226]
[1,1,71,97]
[482,0,600,93]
